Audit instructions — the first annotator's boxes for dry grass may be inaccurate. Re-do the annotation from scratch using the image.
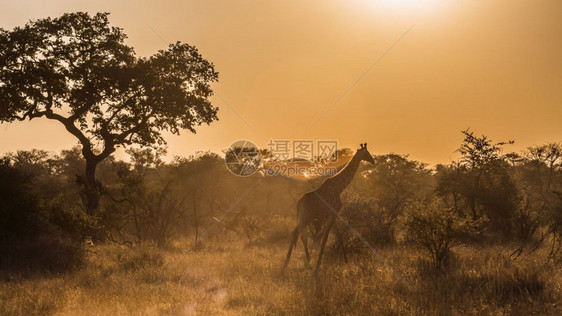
[1,219,562,315]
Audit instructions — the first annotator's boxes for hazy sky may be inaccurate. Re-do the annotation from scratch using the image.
[1,0,561,164]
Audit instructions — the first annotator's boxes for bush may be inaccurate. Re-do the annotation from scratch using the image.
[325,194,396,260]
[509,194,541,242]
[403,198,479,269]
[0,159,84,274]
[0,235,84,275]
[0,158,42,240]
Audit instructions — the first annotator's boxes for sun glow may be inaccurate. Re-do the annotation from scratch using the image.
[357,0,444,15]
[380,0,435,9]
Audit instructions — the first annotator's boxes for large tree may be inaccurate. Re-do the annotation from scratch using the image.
[0,12,219,213]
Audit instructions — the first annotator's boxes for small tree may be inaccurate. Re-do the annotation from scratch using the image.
[353,153,433,242]
[436,130,519,236]
[519,143,562,255]
[0,12,219,213]
[403,198,479,269]
[456,129,514,220]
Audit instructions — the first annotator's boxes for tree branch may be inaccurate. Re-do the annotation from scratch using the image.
[43,108,93,156]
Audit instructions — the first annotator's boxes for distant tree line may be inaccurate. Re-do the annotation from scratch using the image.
[1,130,561,272]
[343,130,562,268]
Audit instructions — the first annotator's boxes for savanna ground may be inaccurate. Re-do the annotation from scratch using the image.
[2,217,561,316]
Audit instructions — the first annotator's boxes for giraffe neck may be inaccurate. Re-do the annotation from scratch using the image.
[319,152,362,195]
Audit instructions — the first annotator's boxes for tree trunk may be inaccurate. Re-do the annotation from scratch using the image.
[193,192,199,243]
[84,158,100,215]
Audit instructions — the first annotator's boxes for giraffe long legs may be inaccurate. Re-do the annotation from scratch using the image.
[333,222,348,263]
[301,233,311,266]
[314,216,336,275]
[283,226,300,270]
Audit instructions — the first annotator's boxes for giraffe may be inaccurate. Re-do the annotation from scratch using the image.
[283,143,375,275]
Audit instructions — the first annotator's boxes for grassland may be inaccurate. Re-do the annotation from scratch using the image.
[1,217,561,315]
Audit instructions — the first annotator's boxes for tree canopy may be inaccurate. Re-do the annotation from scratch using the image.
[0,12,218,158]
[0,12,219,211]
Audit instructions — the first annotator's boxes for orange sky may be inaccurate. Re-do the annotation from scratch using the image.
[1,0,561,164]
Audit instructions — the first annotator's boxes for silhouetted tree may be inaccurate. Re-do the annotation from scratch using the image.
[172,152,224,243]
[518,143,562,249]
[457,129,514,219]
[0,12,219,213]
[521,143,562,197]
[437,130,519,236]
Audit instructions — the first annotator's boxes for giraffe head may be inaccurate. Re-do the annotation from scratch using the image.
[358,143,375,164]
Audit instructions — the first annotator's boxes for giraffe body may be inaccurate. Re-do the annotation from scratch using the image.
[283,143,375,275]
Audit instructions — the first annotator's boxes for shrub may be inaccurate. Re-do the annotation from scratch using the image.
[0,235,84,275]
[325,194,396,260]
[0,158,42,240]
[403,198,479,269]
[0,159,84,274]
[509,194,541,242]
